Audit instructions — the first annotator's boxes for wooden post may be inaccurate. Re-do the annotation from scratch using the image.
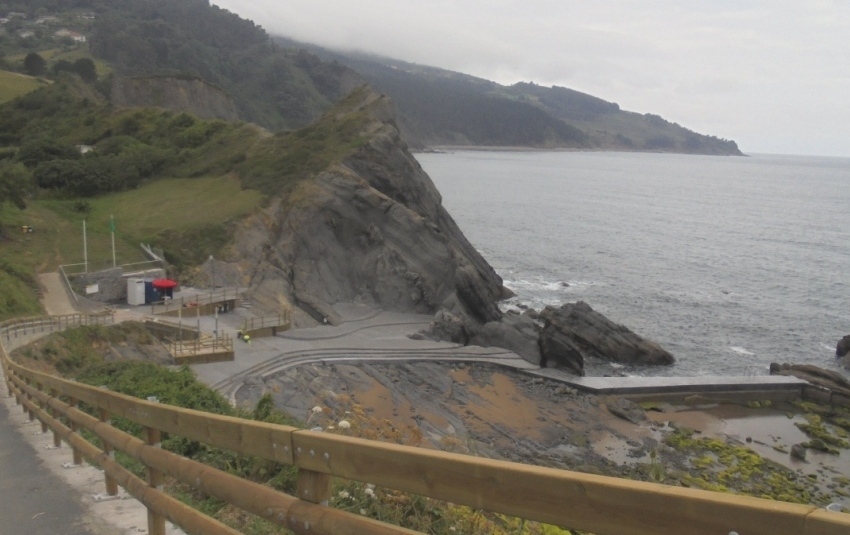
[296,469,333,506]
[69,397,82,465]
[24,379,35,422]
[50,388,61,448]
[37,382,47,434]
[146,426,166,535]
[100,409,118,496]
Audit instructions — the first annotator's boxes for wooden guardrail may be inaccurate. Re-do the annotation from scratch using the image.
[2,317,849,535]
[1,313,113,347]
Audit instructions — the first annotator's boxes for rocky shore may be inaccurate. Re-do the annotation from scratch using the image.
[237,360,850,510]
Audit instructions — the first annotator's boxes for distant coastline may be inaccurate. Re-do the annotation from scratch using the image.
[416,145,748,156]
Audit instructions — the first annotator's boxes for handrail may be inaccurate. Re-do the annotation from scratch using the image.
[2,316,849,535]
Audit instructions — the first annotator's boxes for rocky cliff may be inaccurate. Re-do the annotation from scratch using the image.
[223,88,510,326]
[111,76,241,122]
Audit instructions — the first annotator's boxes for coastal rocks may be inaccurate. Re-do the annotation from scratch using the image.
[430,310,472,345]
[790,443,807,462]
[836,335,850,360]
[232,88,509,325]
[770,363,850,407]
[470,311,542,365]
[538,301,675,375]
[605,397,648,425]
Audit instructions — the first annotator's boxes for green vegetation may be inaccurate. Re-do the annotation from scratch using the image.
[238,86,374,195]
[289,40,743,154]
[663,427,832,505]
[0,258,42,320]
[81,0,353,131]
[0,70,48,103]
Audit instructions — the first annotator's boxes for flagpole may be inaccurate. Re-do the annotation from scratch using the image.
[83,219,88,273]
[111,215,116,268]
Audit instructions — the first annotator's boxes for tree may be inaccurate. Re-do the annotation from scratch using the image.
[0,162,30,212]
[17,137,81,168]
[22,52,46,76]
[73,58,97,83]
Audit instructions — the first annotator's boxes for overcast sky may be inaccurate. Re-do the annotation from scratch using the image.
[211,1,850,157]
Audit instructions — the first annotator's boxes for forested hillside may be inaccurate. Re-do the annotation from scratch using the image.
[280,42,742,155]
[1,0,361,131]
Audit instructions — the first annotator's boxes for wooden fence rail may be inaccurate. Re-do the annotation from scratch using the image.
[2,316,849,535]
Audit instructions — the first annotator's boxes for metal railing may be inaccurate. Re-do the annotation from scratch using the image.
[2,316,849,535]
[151,288,243,316]
[240,309,291,335]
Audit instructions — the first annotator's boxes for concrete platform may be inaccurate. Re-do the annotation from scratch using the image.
[532,367,807,399]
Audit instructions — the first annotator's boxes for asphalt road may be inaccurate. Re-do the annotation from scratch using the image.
[0,398,96,535]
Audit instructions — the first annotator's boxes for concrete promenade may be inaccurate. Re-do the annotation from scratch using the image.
[130,297,806,403]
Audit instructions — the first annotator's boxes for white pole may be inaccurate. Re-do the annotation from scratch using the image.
[111,215,116,268]
[83,219,88,273]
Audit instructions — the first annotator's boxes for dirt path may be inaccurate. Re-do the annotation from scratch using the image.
[38,272,78,316]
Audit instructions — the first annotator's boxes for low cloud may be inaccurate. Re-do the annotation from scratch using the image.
[214,0,850,156]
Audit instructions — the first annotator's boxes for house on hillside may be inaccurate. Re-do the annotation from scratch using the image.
[0,18,9,25]
[55,28,86,42]
[36,16,59,24]
[79,13,96,20]
[18,29,35,38]
[7,12,27,19]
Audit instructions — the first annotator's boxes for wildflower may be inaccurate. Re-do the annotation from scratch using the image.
[360,509,367,516]
[338,491,350,499]
[338,420,351,429]
[311,406,323,414]
[365,488,375,498]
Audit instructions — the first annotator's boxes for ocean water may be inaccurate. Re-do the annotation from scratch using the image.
[416,151,850,377]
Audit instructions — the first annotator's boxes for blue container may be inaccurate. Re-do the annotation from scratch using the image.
[144,280,158,304]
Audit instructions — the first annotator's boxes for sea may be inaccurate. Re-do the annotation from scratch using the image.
[415,151,850,378]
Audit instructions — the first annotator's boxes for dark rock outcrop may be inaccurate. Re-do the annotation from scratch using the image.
[471,311,542,365]
[538,302,674,375]
[229,89,510,325]
[770,363,850,407]
[836,335,850,359]
[606,397,648,425]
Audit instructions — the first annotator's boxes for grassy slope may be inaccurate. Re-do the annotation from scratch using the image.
[0,70,49,103]
[0,175,262,317]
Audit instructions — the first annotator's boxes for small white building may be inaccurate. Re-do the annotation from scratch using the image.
[55,28,86,42]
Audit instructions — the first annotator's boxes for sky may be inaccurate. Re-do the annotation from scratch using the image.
[211,1,850,157]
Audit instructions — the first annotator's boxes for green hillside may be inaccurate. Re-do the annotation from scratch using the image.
[0,70,47,103]
[280,42,742,155]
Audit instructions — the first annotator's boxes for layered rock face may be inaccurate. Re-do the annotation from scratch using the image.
[111,76,241,122]
[537,301,675,375]
[232,90,509,325]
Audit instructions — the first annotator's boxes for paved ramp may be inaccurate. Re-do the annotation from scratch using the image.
[38,273,77,316]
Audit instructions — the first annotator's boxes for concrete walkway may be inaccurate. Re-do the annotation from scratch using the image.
[0,396,99,535]
[31,274,808,402]
[38,272,78,316]
[125,300,805,403]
